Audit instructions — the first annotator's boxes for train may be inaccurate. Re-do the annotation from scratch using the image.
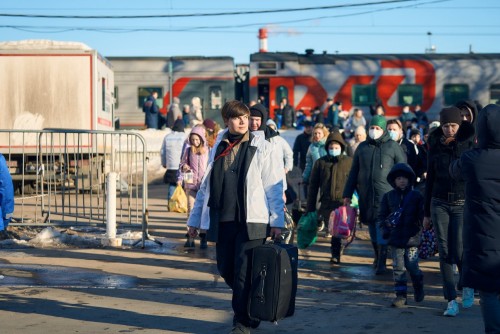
[109,50,500,129]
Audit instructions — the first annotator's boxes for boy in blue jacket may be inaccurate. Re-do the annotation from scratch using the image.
[0,153,14,239]
[378,163,424,307]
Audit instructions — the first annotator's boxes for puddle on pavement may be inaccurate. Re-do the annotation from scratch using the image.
[0,264,137,288]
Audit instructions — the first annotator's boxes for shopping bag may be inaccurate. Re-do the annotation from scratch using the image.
[419,227,438,259]
[297,211,318,249]
[169,185,188,213]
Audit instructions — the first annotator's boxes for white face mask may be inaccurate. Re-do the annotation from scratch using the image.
[369,128,384,140]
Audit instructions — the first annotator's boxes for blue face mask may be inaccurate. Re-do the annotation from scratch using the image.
[329,148,341,157]
[388,130,399,141]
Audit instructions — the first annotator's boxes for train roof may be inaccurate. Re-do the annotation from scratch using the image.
[250,51,500,63]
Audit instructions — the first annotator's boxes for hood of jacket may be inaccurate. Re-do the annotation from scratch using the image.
[477,104,500,149]
[325,131,346,153]
[455,100,478,126]
[189,126,207,146]
[387,162,416,188]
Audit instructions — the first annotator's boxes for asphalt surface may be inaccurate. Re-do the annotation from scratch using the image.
[0,183,485,334]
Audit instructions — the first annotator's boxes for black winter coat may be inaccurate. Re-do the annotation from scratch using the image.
[450,104,500,293]
[293,132,312,170]
[424,122,475,216]
[343,132,407,224]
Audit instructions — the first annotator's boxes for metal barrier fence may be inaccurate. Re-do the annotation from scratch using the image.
[0,129,149,246]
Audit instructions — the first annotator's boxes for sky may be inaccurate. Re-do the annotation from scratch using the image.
[0,0,498,63]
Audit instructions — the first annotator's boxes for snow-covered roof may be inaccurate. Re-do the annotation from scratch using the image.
[0,39,92,51]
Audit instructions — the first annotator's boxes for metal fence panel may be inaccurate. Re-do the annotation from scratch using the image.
[0,129,149,245]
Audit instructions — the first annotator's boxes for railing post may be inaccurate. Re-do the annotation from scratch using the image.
[104,171,122,247]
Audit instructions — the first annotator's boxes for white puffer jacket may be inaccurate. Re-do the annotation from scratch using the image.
[187,129,284,231]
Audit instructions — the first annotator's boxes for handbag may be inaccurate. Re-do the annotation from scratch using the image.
[419,227,438,259]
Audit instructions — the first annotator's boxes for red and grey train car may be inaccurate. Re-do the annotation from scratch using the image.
[110,51,500,128]
[249,51,500,120]
[108,56,235,128]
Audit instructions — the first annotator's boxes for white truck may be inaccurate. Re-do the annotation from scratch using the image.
[0,40,115,191]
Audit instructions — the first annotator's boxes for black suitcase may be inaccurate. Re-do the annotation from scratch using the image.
[249,242,298,322]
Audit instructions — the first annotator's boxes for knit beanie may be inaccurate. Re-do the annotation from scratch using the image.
[249,103,267,121]
[439,107,463,125]
[370,115,387,129]
[203,118,216,131]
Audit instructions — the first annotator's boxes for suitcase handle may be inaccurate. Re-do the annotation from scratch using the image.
[256,265,267,303]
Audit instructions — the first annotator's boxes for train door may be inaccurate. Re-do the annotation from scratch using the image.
[257,78,270,111]
[267,78,295,119]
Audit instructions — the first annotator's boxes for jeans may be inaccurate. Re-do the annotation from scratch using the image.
[167,183,177,201]
[216,222,265,327]
[431,198,464,301]
[479,290,500,334]
[391,247,422,295]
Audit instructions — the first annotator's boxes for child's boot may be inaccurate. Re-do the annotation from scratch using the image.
[412,274,425,302]
[391,293,408,308]
[375,245,388,275]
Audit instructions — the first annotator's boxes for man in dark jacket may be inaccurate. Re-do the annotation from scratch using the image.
[280,98,295,129]
[450,104,500,332]
[143,91,159,129]
[293,121,313,171]
[343,115,406,274]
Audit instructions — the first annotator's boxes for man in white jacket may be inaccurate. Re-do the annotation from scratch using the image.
[187,100,284,334]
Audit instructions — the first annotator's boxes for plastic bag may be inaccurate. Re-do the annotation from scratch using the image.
[169,185,188,213]
[297,211,318,249]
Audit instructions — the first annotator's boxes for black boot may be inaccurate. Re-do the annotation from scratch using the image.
[184,233,195,248]
[375,245,388,275]
[330,237,342,264]
[412,274,425,302]
[371,242,379,268]
[199,233,208,249]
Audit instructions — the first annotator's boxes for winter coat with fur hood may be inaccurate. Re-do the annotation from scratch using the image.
[178,126,209,191]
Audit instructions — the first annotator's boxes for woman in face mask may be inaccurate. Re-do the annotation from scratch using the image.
[387,119,419,180]
[307,131,353,264]
[343,115,407,274]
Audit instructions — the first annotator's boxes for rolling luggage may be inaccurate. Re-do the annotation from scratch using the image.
[249,241,298,322]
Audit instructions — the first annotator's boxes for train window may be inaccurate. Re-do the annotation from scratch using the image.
[209,86,222,109]
[398,84,423,106]
[138,87,163,108]
[352,84,377,106]
[490,84,500,105]
[258,62,277,69]
[443,84,469,105]
[276,86,288,103]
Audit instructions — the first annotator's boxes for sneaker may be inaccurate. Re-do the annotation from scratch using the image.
[443,300,459,317]
[391,296,407,308]
[330,257,340,264]
[462,287,474,308]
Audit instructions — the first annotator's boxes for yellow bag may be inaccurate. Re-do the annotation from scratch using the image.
[169,185,188,213]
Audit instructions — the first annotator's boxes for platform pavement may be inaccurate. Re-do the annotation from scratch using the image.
[0,183,485,334]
